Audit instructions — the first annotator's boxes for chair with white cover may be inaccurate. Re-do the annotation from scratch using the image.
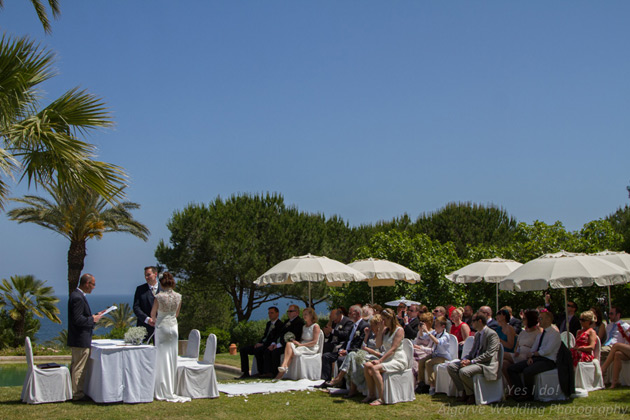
[472,345,504,405]
[382,339,416,404]
[533,365,566,402]
[283,331,325,380]
[423,333,458,384]
[175,334,219,399]
[574,336,604,392]
[21,337,72,404]
[435,336,474,396]
[605,360,630,386]
[178,329,201,362]
[560,332,575,348]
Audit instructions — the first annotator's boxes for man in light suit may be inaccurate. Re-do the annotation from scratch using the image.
[68,273,104,400]
[237,306,284,378]
[133,266,160,340]
[447,312,501,405]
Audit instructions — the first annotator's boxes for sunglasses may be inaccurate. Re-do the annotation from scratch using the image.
[579,318,589,322]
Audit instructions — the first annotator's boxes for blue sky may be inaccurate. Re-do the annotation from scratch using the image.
[1,1,629,297]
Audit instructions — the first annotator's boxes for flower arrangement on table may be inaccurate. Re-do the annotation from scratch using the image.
[124,327,147,345]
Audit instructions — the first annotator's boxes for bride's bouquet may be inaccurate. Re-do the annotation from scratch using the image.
[284,332,296,343]
[124,326,147,345]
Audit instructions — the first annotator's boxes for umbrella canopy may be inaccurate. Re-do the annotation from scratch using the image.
[348,258,421,304]
[349,258,421,287]
[447,257,522,313]
[254,254,367,306]
[446,258,522,284]
[384,297,421,307]
[500,251,630,292]
[591,250,630,311]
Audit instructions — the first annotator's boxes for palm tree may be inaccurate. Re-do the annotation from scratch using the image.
[0,0,60,34]
[0,274,60,346]
[7,183,150,294]
[98,303,135,330]
[0,33,126,210]
[45,328,68,349]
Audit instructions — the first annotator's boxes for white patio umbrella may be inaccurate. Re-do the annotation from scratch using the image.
[590,250,630,312]
[384,297,421,307]
[446,257,522,312]
[348,258,421,304]
[254,254,367,306]
[500,250,630,344]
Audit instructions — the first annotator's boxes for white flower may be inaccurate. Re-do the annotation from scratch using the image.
[124,327,147,344]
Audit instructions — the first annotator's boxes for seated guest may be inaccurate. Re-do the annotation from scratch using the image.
[462,305,474,329]
[496,309,516,354]
[264,305,304,377]
[363,308,406,406]
[447,312,500,405]
[369,303,383,315]
[417,316,451,395]
[545,293,580,337]
[601,338,630,388]
[507,309,561,401]
[362,305,374,321]
[601,306,630,364]
[589,306,607,344]
[237,306,284,378]
[322,315,383,397]
[503,309,542,391]
[479,306,498,331]
[275,307,321,379]
[570,310,597,367]
[413,312,435,385]
[433,306,452,332]
[321,307,353,381]
[418,305,429,314]
[449,307,470,357]
[501,305,522,335]
[396,303,408,326]
[403,304,421,340]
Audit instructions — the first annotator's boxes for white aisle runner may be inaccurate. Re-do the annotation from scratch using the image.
[218,379,322,396]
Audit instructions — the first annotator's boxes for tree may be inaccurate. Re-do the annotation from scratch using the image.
[97,303,135,330]
[0,0,60,34]
[0,34,126,210]
[156,193,357,321]
[7,183,149,294]
[0,274,59,347]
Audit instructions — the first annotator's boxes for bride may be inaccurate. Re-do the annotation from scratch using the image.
[150,272,190,402]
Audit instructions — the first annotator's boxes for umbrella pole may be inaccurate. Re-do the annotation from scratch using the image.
[371,286,374,305]
[564,288,569,347]
[308,281,312,308]
[608,285,612,314]
[496,283,499,314]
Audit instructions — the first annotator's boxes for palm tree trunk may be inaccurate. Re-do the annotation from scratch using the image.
[68,239,87,295]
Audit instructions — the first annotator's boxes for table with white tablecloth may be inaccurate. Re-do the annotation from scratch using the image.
[85,339,157,403]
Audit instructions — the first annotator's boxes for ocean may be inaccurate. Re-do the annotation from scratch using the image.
[36,293,328,344]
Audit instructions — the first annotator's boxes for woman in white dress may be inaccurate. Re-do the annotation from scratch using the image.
[275,307,321,379]
[150,272,190,402]
[363,308,406,406]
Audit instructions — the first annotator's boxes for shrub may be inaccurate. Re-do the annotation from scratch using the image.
[230,319,267,348]
[202,327,230,354]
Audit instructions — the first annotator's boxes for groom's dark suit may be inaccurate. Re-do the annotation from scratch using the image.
[133,283,159,338]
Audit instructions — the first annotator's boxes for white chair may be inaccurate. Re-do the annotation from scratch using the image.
[605,358,630,386]
[175,334,219,399]
[435,336,474,396]
[472,345,504,405]
[178,329,201,363]
[575,336,604,392]
[21,337,72,404]
[382,339,415,404]
[423,333,458,384]
[533,366,566,401]
[283,332,325,380]
[561,331,575,347]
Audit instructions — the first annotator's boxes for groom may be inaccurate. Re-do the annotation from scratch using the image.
[133,266,160,340]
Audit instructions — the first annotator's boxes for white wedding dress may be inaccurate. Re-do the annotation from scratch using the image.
[154,289,190,403]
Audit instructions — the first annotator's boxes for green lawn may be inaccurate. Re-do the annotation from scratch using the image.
[2,384,629,420]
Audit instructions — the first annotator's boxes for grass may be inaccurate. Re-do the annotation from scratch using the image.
[1,383,629,420]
